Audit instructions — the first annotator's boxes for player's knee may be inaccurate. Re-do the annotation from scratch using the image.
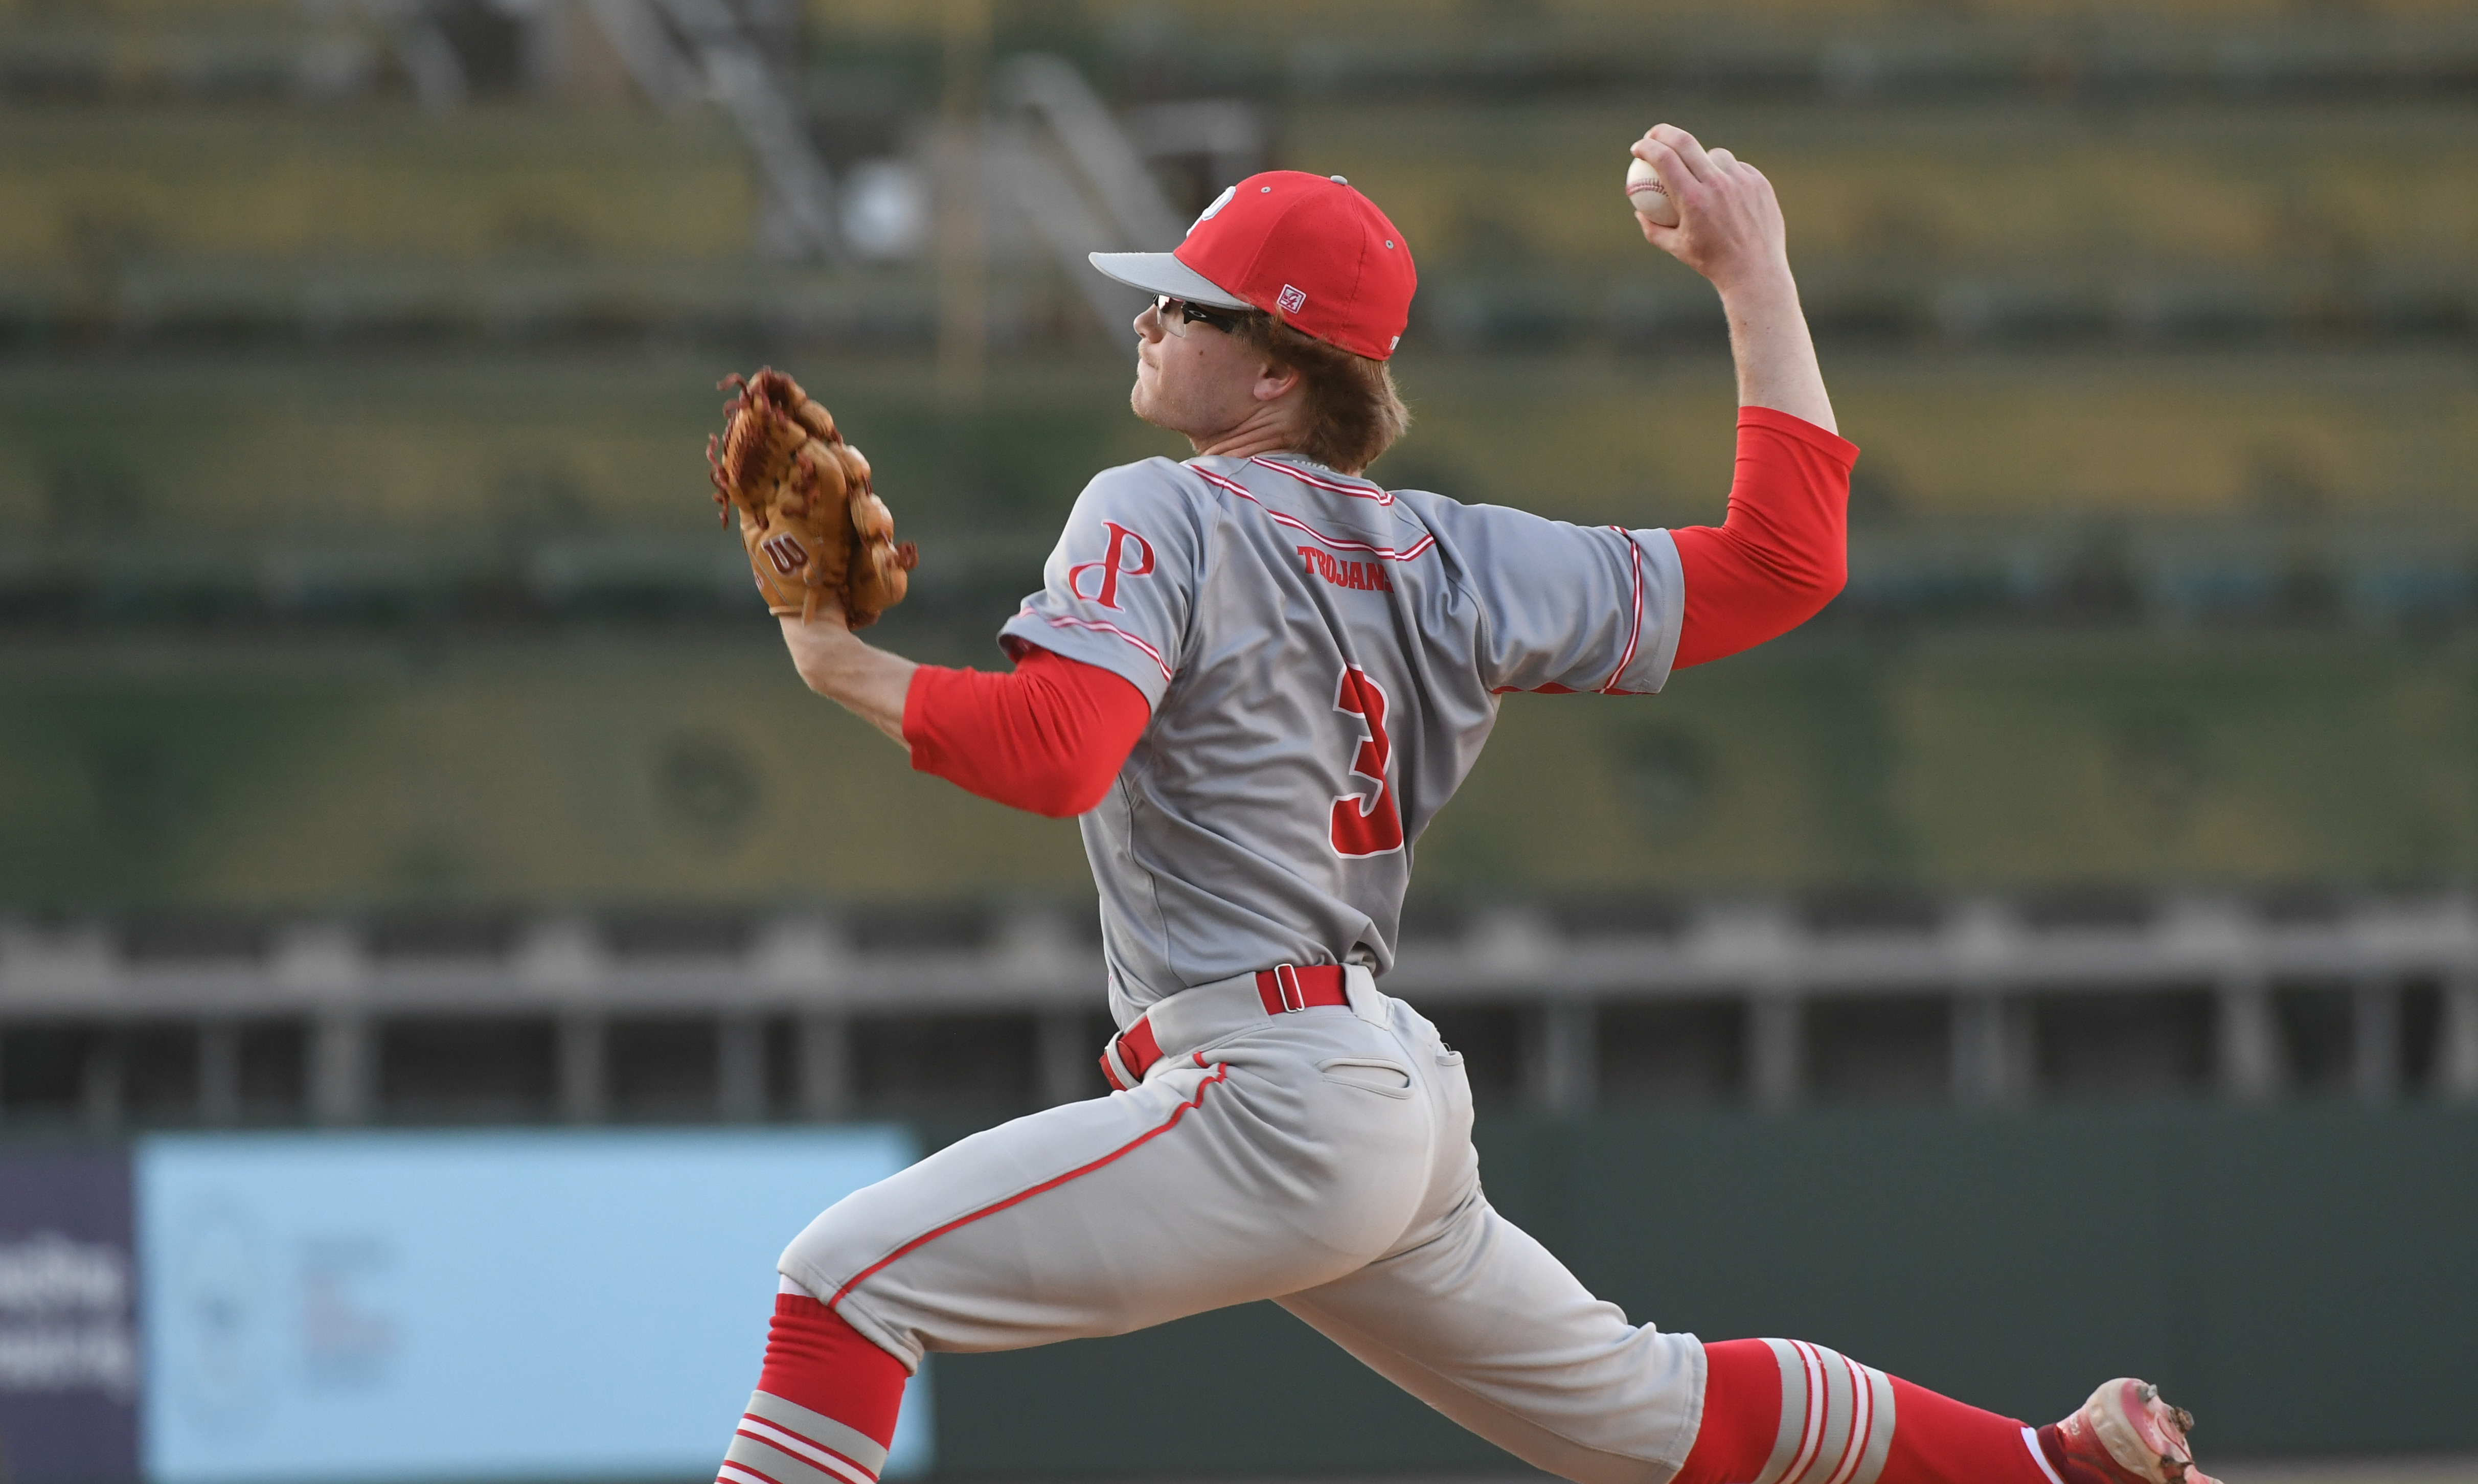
[776,1221,926,1370]
[777,1205,870,1296]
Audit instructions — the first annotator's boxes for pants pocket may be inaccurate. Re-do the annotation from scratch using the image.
[1317,1056,1415,1099]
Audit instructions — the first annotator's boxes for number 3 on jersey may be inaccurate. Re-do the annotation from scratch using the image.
[1330,665,1405,857]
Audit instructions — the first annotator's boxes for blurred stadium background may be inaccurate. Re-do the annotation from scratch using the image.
[2,0,2476,1480]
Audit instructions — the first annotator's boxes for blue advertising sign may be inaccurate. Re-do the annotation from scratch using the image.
[135,1128,926,1484]
[0,1147,139,1484]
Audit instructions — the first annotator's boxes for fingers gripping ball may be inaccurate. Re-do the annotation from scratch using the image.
[706,367,918,628]
[1624,154,1678,229]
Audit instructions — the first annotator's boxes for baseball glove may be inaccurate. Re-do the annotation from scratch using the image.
[706,367,917,628]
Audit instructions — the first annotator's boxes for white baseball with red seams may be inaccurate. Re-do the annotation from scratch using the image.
[1627,154,1680,227]
[771,449,1717,1481]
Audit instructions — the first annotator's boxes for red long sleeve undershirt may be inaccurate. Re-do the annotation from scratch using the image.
[903,406,1857,816]
[903,646,1150,818]
[1670,405,1858,669]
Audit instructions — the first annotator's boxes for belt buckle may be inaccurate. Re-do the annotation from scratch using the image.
[1273,962,1305,1013]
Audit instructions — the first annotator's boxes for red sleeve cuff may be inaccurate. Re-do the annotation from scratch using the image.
[900,665,958,765]
[1738,404,1860,467]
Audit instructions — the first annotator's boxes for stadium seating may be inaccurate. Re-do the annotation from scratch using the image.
[2,97,2468,316]
[2,347,2469,552]
[0,0,2469,916]
[1295,100,2478,281]
[0,107,754,268]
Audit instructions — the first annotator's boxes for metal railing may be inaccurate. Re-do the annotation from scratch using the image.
[4,891,2475,1129]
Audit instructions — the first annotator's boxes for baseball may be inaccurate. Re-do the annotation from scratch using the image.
[1625,154,1678,228]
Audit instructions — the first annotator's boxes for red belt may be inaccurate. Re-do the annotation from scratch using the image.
[1100,964,1349,1090]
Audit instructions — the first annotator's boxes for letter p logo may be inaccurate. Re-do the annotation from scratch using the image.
[1067,521,1156,610]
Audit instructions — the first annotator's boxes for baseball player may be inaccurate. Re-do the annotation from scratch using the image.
[716,125,2219,1484]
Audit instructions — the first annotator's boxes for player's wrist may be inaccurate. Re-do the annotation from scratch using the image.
[779,612,863,692]
[1711,258,1799,310]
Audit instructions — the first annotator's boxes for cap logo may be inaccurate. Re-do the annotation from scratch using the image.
[1188,185,1236,237]
[1276,284,1308,314]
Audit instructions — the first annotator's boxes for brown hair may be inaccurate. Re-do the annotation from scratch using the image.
[1231,313,1411,475]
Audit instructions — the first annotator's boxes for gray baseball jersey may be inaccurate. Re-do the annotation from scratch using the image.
[997,451,1685,1021]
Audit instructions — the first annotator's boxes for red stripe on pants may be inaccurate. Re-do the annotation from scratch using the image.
[827,1059,1231,1311]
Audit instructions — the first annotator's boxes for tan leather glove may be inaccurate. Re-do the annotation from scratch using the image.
[706,367,917,628]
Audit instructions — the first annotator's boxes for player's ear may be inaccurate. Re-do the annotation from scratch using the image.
[1253,358,1302,404]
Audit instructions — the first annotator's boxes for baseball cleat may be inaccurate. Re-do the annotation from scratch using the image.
[2043,1378,2220,1484]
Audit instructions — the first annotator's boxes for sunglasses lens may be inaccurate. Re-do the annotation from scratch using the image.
[1153,294,1242,333]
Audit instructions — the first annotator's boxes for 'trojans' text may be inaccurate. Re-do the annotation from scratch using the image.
[1298,546,1395,593]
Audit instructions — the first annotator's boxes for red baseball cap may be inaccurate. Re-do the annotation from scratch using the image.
[1090,171,1417,361]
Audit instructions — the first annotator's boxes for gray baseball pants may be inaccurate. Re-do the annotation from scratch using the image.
[778,968,1707,1484]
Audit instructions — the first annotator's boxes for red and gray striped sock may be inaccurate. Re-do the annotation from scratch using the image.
[716,1293,910,1484]
[1680,1337,2069,1484]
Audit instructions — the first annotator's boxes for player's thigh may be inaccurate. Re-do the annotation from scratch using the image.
[784,1029,1432,1365]
[1278,1197,1704,1484]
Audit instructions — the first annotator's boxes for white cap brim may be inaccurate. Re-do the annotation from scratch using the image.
[1087,252,1254,311]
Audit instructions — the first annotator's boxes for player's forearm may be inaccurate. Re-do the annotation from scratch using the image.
[778,615,916,749]
[1719,269,1835,436]
[1627,124,1835,435]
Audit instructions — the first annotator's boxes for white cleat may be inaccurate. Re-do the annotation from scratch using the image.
[2046,1378,2222,1484]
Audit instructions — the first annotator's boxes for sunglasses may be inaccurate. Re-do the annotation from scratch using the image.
[1154,294,1255,335]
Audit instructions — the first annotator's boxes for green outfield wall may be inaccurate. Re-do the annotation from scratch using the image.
[7,629,2478,907]
[927,1104,2478,1473]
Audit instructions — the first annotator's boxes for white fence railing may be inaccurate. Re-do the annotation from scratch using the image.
[5,892,2477,1127]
